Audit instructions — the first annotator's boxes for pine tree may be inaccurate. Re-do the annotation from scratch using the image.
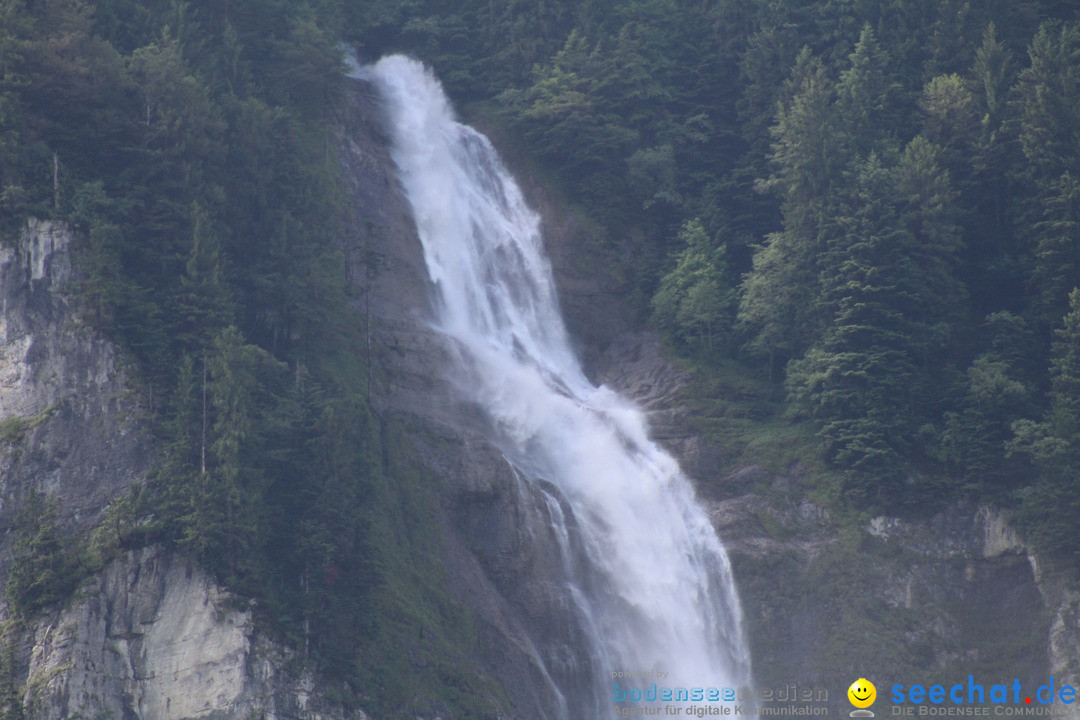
[1009,289,1080,564]
[652,219,734,354]
[964,22,1021,316]
[787,155,919,500]
[1014,21,1080,184]
[0,620,23,720]
[299,395,381,668]
[5,492,75,617]
[894,135,965,373]
[173,202,234,353]
[1030,172,1080,329]
[836,24,894,157]
[972,22,1014,133]
[919,74,978,169]
[739,49,838,366]
[1048,288,1080,435]
[205,326,267,582]
[786,139,963,503]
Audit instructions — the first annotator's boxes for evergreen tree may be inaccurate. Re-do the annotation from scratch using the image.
[1014,21,1080,185]
[0,619,23,720]
[788,139,961,502]
[1030,172,1080,329]
[894,135,965,361]
[299,395,381,668]
[499,30,637,181]
[173,202,234,353]
[737,1,804,167]
[787,155,918,500]
[1048,288,1080,434]
[5,492,76,617]
[652,219,735,354]
[964,22,1022,317]
[739,49,838,366]
[941,344,1031,490]
[919,74,978,170]
[922,0,978,77]
[204,326,270,582]
[972,22,1014,134]
[836,24,894,156]
[1009,289,1080,564]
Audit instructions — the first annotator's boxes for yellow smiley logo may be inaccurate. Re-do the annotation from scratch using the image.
[848,678,876,709]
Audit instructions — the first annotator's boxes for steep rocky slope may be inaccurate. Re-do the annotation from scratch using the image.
[0,221,371,719]
[0,219,147,562]
[336,77,588,720]
[1,71,1077,720]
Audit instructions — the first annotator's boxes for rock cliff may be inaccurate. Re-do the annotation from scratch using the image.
[0,220,370,720]
[23,548,364,720]
[336,77,585,720]
[0,219,147,561]
[1,71,1077,720]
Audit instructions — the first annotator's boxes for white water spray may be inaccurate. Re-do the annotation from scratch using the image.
[362,55,751,716]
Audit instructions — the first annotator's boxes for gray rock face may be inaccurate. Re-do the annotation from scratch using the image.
[0,220,370,720]
[24,552,345,720]
[0,219,149,561]
[336,78,577,720]
[23,548,366,720]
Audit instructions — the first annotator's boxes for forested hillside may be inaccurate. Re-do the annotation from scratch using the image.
[0,2,497,717]
[348,0,1080,565]
[2,0,1080,715]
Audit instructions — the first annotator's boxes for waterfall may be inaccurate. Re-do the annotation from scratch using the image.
[361,55,751,716]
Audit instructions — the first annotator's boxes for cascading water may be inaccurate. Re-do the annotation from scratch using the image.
[361,55,751,716]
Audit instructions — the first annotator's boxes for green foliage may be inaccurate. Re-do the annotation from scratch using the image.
[784,141,964,502]
[5,0,1080,707]
[0,620,23,720]
[1014,21,1080,184]
[5,492,77,617]
[919,74,978,160]
[836,24,896,153]
[940,349,1031,490]
[1,2,513,715]
[738,49,837,368]
[85,483,156,568]
[785,158,915,497]
[498,30,639,195]
[1030,172,1080,328]
[652,219,735,354]
[1008,289,1080,566]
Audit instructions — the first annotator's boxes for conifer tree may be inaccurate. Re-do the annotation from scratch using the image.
[1014,21,1080,185]
[836,24,893,157]
[1009,289,1080,563]
[5,492,75,616]
[652,219,734,353]
[739,49,837,365]
[787,155,918,499]
[174,202,234,352]
[1030,172,1080,329]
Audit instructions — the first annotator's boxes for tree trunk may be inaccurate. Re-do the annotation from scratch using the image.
[201,354,208,477]
[53,153,60,210]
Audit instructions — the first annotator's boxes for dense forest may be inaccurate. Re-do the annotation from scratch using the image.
[351,0,1080,560]
[2,0,1080,715]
